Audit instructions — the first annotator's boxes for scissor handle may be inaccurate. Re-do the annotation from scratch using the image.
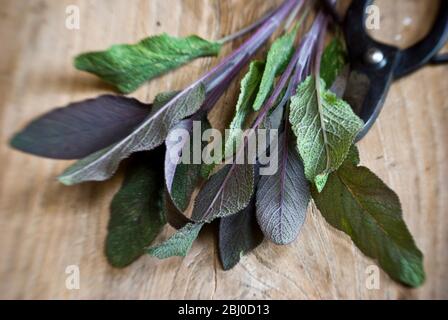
[344,0,401,142]
[394,0,448,78]
[343,0,448,142]
[345,0,448,77]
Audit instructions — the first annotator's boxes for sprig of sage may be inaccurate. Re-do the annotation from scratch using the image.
[9,0,425,288]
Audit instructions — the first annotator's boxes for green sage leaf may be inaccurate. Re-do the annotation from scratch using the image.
[75,34,221,93]
[253,25,298,111]
[312,159,425,287]
[346,144,361,166]
[106,152,165,268]
[147,222,203,258]
[320,37,347,87]
[224,60,264,159]
[289,76,363,191]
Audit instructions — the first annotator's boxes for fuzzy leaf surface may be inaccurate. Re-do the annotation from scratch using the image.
[253,26,298,111]
[75,34,221,93]
[320,37,347,87]
[147,222,203,258]
[10,95,151,160]
[224,61,264,158]
[106,152,165,267]
[219,197,263,270]
[289,76,363,191]
[313,160,425,287]
[256,130,310,244]
[191,163,254,223]
[59,83,206,185]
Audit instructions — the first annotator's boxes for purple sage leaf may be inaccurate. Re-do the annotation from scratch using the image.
[10,95,151,160]
[58,83,206,185]
[219,167,263,270]
[164,190,191,230]
[191,162,254,223]
[165,117,210,212]
[256,129,310,245]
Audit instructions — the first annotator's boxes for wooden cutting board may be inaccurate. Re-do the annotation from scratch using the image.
[0,0,447,299]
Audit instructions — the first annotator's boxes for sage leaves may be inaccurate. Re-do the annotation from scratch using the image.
[256,130,310,244]
[312,155,425,287]
[10,95,150,160]
[224,60,264,159]
[58,83,206,185]
[106,152,166,267]
[9,0,428,288]
[320,37,347,87]
[289,76,363,191]
[219,198,263,270]
[75,34,221,93]
[165,118,210,212]
[253,25,298,111]
[191,163,254,223]
[147,223,204,258]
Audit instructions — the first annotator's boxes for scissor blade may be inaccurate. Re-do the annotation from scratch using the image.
[343,64,395,142]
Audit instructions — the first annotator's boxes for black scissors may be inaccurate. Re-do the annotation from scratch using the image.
[325,0,448,141]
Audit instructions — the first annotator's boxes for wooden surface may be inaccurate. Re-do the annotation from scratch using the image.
[0,0,447,299]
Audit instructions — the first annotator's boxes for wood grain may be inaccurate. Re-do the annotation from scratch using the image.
[0,0,447,299]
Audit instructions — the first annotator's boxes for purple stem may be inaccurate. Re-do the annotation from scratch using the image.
[199,0,302,94]
[253,11,328,122]
[197,0,303,115]
[311,13,329,77]
[217,7,277,44]
[252,14,324,129]
[293,12,327,92]
[192,1,303,120]
[163,0,301,125]
[200,42,256,113]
